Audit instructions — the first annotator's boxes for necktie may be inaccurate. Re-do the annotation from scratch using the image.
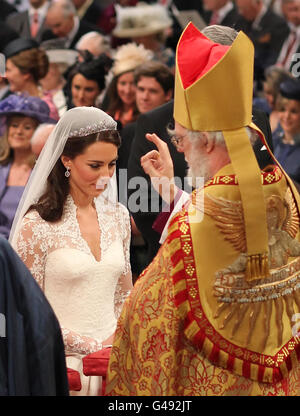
[31,11,39,38]
[209,11,219,25]
[281,31,297,67]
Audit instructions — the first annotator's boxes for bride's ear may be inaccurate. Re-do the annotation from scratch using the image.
[60,155,70,167]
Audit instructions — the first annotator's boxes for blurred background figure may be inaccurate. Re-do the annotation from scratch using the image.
[5,0,29,13]
[112,2,175,69]
[65,53,113,109]
[0,0,17,19]
[75,31,112,60]
[44,0,101,49]
[40,43,78,117]
[235,0,289,91]
[0,0,19,54]
[276,0,300,75]
[255,66,294,132]
[118,60,174,280]
[6,0,52,43]
[272,77,300,186]
[118,60,174,174]
[202,0,239,26]
[97,0,138,48]
[30,122,55,157]
[0,94,56,238]
[0,76,10,102]
[3,38,59,120]
[72,0,103,27]
[104,42,153,128]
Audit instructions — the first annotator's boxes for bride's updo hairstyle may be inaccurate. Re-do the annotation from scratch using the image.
[29,129,121,222]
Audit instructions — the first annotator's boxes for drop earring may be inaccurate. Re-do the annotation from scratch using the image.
[65,166,70,178]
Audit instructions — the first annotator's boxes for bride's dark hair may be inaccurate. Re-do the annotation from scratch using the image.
[28,129,121,222]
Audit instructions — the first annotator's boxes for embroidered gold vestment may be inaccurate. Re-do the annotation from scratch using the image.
[106,164,300,396]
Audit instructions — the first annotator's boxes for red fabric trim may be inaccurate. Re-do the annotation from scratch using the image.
[67,368,82,391]
[193,329,206,350]
[177,23,230,89]
[203,166,282,189]
[227,354,235,372]
[242,360,251,379]
[82,348,111,377]
[273,368,282,384]
[285,355,293,372]
[152,189,183,234]
[209,344,220,364]
[174,289,188,306]
[296,343,300,360]
[258,364,266,383]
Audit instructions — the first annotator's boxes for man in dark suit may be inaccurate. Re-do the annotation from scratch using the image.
[43,0,102,49]
[235,0,289,90]
[202,0,239,27]
[0,0,17,20]
[0,22,19,54]
[6,0,52,44]
[72,0,103,27]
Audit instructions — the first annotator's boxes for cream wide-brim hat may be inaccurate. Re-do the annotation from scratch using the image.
[112,3,172,38]
[46,49,79,73]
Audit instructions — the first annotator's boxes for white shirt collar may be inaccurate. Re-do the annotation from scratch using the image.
[29,1,50,19]
[216,1,234,22]
[65,16,80,47]
[252,3,267,30]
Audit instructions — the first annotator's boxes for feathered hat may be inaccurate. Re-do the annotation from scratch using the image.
[112,42,153,77]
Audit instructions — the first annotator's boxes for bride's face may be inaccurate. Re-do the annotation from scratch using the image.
[62,141,118,197]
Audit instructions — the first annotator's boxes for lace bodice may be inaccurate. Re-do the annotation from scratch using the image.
[13,195,132,355]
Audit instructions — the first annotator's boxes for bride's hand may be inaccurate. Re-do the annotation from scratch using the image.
[102,333,114,348]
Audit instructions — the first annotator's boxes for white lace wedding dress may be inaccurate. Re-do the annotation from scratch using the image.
[13,194,132,396]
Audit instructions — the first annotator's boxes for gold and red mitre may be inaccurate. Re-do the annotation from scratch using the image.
[174,23,252,131]
[170,23,300,383]
[174,23,272,281]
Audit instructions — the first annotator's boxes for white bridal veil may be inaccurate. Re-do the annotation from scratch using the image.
[9,106,118,247]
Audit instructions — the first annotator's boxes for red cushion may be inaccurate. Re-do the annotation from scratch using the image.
[67,368,82,391]
[82,347,112,376]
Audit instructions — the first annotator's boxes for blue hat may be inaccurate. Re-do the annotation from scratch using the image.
[279,78,300,101]
[3,38,39,58]
[0,94,56,134]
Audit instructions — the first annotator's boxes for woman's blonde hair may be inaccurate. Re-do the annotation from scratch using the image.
[0,117,38,168]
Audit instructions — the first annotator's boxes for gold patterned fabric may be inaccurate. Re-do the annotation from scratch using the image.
[106,164,300,396]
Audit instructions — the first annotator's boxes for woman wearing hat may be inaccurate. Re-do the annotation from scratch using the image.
[65,53,113,109]
[272,77,300,186]
[105,42,153,127]
[0,94,56,238]
[112,2,175,69]
[40,48,78,118]
[3,38,59,121]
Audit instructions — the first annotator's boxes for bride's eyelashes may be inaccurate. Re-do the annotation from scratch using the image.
[88,161,117,169]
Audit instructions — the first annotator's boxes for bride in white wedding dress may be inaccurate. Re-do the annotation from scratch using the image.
[9,107,133,396]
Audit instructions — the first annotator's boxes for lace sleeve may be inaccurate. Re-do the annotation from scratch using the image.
[61,327,105,355]
[114,203,133,318]
[13,214,48,291]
